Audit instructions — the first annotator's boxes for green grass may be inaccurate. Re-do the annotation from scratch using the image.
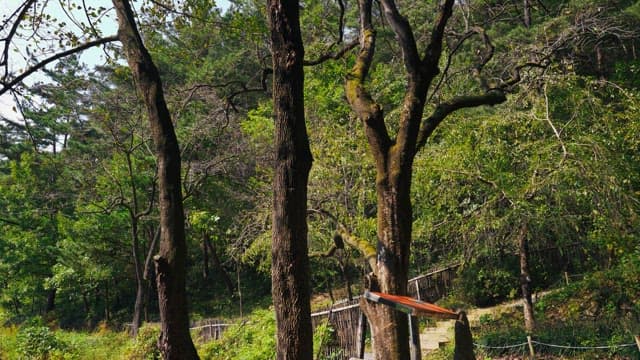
[0,324,131,360]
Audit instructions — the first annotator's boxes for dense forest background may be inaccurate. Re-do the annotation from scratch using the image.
[1,0,639,358]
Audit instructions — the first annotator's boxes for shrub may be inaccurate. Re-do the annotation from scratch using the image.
[124,324,160,360]
[198,308,275,360]
[16,321,70,360]
[458,262,518,306]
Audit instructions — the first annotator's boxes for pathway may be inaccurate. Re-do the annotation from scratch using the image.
[420,291,555,355]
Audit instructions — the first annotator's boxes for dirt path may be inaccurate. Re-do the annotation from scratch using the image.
[420,290,557,355]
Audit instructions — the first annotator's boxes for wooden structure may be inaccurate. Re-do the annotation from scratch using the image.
[364,291,459,360]
[364,291,458,319]
[189,319,231,342]
[407,264,460,302]
[311,298,362,359]
[311,263,461,359]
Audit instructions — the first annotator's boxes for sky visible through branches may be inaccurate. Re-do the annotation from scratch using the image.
[0,0,230,123]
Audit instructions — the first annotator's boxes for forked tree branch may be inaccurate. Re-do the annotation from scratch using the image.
[303,40,358,66]
[308,208,378,273]
[345,0,391,163]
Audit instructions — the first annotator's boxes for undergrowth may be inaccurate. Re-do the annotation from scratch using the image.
[472,261,640,360]
[197,308,276,360]
[0,320,133,360]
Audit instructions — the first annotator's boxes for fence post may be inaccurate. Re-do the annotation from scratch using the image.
[356,310,367,359]
[564,271,570,285]
[454,311,475,360]
[527,335,535,359]
[409,315,421,360]
[415,280,421,301]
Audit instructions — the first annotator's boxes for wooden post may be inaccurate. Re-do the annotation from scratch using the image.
[454,312,475,360]
[415,280,422,301]
[356,310,367,359]
[564,271,570,285]
[409,315,421,360]
[634,335,640,352]
[527,335,535,359]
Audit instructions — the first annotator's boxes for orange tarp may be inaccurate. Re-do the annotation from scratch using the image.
[364,291,458,319]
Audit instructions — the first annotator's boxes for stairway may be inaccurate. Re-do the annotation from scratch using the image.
[420,319,456,353]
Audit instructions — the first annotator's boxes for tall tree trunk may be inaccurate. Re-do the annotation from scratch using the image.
[112,1,198,359]
[267,1,314,359]
[132,273,145,336]
[338,259,353,301]
[518,222,535,333]
[45,288,56,313]
[202,236,210,279]
[131,219,145,337]
[523,0,532,28]
[361,184,413,360]
[104,281,110,322]
[204,234,235,296]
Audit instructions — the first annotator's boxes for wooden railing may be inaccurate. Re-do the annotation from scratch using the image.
[311,263,461,359]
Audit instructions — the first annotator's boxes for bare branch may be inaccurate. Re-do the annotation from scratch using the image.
[500,60,550,88]
[426,29,477,104]
[470,27,495,91]
[541,83,568,165]
[337,0,346,43]
[379,0,420,76]
[303,40,358,66]
[422,0,455,78]
[1,0,37,79]
[0,35,119,97]
[415,90,507,153]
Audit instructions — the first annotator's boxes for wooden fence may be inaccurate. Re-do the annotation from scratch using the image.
[311,298,363,360]
[188,244,586,357]
[406,264,460,303]
[190,318,231,342]
[310,263,460,359]
[126,319,231,341]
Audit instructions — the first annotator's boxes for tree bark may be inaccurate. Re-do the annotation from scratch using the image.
[202,236,210,279]
[523,0,532,28]
[338,259,353,301]
[518,222,535,333]
[45,288,56,313]
[454,312,475,360]
[112,1,198,359]
[360,186,413,360]
[131,218,144,337]
[104,281,110,321]
[267,1,314,359]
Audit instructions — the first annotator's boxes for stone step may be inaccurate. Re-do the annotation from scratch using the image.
[420,325,453,352]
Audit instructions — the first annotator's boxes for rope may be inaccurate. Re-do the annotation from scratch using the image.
[474,339,637,351]
[189,323,232,330]
[474,342,528,349]
[531,340,637,350]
